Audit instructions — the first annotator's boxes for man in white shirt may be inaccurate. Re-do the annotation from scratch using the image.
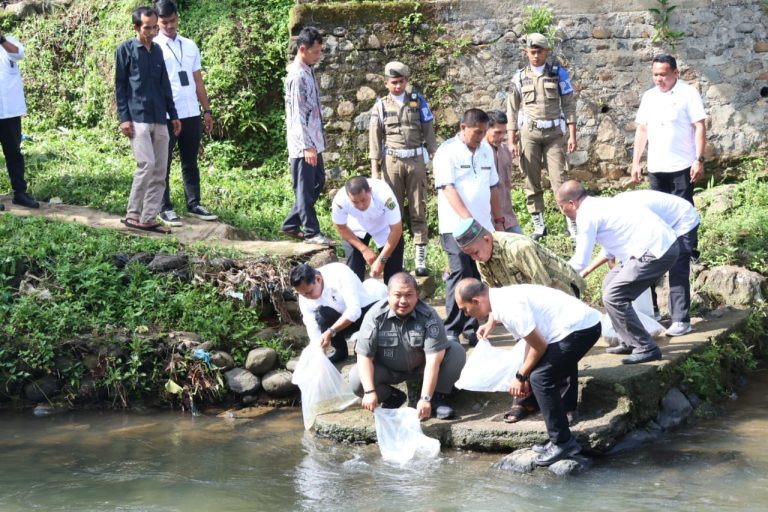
[290,262,383,363]
[456,278,601,466]
[155,0,217,226]
[434,108,504,346]
[631,54,706,206]
[0,31,39,209]
[332,176,404,284]
[556,180,679,364]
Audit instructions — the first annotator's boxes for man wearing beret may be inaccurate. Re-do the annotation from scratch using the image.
[369,61,438,276]
[507,33,578,240]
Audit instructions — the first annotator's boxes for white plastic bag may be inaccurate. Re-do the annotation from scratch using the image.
[601,311,665,346]
[362,278,387,301]
[373,407,440,465]
[633,288,654,318]
[291,345,359,430]
[454,339,526,392]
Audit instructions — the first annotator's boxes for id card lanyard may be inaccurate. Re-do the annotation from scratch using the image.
[165,38,190,86]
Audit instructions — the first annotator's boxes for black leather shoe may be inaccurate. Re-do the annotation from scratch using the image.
[622,347,662,365]
[430,392,455,420]
[381,387,407,409]
[606,344,632,355]
[12,192,39,209]
[535,437,582,466]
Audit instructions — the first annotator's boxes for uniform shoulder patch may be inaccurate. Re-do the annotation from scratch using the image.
[385,197,396,210]
[426,321,440,338]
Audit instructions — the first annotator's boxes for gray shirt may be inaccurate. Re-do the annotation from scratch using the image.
[356,299,448,373]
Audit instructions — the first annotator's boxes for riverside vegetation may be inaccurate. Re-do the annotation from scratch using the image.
[0,1,767,410]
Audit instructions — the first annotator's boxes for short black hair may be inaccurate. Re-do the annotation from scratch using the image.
[155,0,177,18]
[456,278,488,302]
[487,110,508,127]
[132,6,157,26]
[296,26,323,50]
[388,272,418,292]
[289,263,318,287]
[652,54,677,70]
[461,108,490,128]
[345,176,371,196]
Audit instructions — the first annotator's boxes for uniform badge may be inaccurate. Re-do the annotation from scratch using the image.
[385,198,396,210]
[384,348,394,359]
[427,321,440,338]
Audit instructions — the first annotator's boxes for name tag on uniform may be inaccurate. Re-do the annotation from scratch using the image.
[481,166,492,170]
[178,70,190,86]
[460,165,471,169]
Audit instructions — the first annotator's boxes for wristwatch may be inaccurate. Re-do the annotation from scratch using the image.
[328,327,337,337]
[696,155,704,163]
[420,395,431,402]
[379,255,389,263]
[515,371,529,383]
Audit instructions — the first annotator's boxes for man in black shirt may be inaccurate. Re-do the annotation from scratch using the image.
[115,6,181,234]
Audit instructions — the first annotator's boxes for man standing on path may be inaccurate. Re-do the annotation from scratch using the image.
[154,0,217,227]
[507,33,577,240]
[556,180,679,365]
[485,111,522,234]
[115,6,181,234]
[0,30,39,210]
[281,26,333,246]
[331,176,404,284]
[434,108,503,346]
[369,61,438,276]
[631,54,706,206]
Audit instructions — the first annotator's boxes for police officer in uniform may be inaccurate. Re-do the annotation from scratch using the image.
[507,33,577,240]
[369,62,438,276]
[349,272,466,420]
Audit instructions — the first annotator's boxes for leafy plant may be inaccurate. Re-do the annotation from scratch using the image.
[522,6,559,49]
[649,0,685,48]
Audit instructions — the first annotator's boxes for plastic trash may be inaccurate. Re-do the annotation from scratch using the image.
[291,345,359,430]
[455,338,526,392]
[373,407,440,465]
[601,311,664,346]
[192,348,213,369]
[362,278,387,301]
[633,288,654,318]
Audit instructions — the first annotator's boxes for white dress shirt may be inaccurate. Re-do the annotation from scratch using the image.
[154,33,202,119]
[489,285,601,344]
[635,79,706,174]
[0,35,27,119]
[434,135,499,234]
[616,190,700,237]
[298,263,381,342]
[331,179,401,247]
[569,196,677,272]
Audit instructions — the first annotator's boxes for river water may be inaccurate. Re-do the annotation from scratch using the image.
[2,370,768,512]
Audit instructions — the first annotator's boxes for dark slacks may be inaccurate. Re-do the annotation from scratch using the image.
[649,167,698,260]
[164,116,202,211]
[440,233,480,338]
[343,233,404,285]
[282,155,325,238]
[530,322,601,445]
[0,116,27,194]
[315,302,373,362]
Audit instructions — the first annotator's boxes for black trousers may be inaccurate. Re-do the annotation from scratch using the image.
[529,322,601,445]
[343,233,405,285]
[164,116,202,212]
[0,116,27,194]
[315,302,373,363]
[440,233,480,338]
[649,167,698,260]
[282,155,325,238]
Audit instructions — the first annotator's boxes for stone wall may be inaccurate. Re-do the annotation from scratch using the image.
[290,0,768,189]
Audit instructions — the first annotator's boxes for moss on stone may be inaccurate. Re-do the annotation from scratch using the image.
[290,1,429,34]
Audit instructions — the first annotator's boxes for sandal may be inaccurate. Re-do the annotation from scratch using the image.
[121,218,171,234]
[502,404,536,423]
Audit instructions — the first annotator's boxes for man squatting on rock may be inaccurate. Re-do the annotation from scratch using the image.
[456,278,601,466]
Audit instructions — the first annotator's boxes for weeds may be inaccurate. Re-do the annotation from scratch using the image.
[649,0,685,48]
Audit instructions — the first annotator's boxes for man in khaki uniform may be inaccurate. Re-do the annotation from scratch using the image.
[370,61,438,276]
[507,33,577,240]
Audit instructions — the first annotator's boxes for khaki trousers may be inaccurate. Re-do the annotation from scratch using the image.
[519,124,565,213]
[127,122,170,224]
[383,154,428,244]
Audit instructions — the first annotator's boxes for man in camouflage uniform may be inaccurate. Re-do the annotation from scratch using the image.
[369,61,438,276]
[506,33,577,240]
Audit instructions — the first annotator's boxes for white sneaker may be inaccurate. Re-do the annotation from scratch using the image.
[304,233,335,246]
[158,210,183,227]
[531,212,547,240]
[666,321,692,337]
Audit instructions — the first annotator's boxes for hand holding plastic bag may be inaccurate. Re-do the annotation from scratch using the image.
[291,345,359,430]
[374,407,440,465]
[454,339,526,392]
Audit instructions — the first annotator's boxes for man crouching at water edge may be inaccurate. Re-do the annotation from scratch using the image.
[349,272,466,420]
[455,278,601,466]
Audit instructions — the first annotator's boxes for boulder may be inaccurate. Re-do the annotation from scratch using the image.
[127,252,155,266]
[245,347,278,376]
[224,368,260,395]
[416,274,436,300]
[286,357,300,372]
[608,421,664,454]
[656,387,693,430]
[210,351,235,370]
[148,254,188,272]
[695,265,765,307]
[261,370,299,398]
[23,375,60,402]
[547,455,593,476]
[492,448,538,473]
[308,249,337,268]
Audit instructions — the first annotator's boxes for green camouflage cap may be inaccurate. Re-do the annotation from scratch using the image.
[526,33,549,49]
[453,218,484,247]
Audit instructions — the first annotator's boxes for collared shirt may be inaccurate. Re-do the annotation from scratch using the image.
[331,178,401,247]
[490,142,519,228]
[115,38,178,124]
[434,135,499,234]
[0,35,26,119]
[489,285,601,344]
[569,196,677,272]
[297,263,380,342]
[285,58,325,158]
[636,79,706,174]
[616,189,700,237]
[478,231,586,296]
[369,90,438,159]
[355,299,449,373]
[154,33,202,119]
[507,63,577,129]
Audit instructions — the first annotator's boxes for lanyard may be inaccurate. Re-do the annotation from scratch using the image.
[165,38,183,66]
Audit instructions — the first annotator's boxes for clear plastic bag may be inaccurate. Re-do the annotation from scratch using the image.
[454,338,526,392]
[362,278,387,301]
[291,345,359,430]
[373,407,440,465]
[601,311,664,346]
